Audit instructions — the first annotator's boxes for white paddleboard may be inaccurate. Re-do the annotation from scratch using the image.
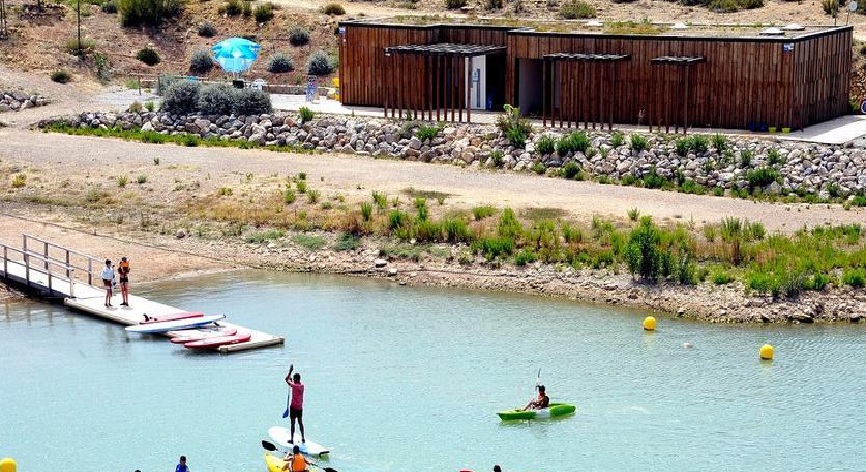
[125,314,225,333]
[268,426,330,456]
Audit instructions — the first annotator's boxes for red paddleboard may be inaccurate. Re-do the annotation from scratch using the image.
[169,327,239,344]
[140,312,204,324]
[183,332,252,350]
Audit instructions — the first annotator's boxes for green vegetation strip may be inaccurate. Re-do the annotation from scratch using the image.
[41,123,319,154]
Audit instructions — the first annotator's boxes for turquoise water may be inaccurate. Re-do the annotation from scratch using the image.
[2,271,865,472]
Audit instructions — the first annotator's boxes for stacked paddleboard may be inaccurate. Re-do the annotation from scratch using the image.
[125,312,253,350]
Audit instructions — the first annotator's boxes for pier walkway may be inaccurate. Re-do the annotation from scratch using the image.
[0,234,284,353]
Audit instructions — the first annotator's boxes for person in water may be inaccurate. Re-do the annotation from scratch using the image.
[282,445,309,472]
[285,364,306,444]
[523,385,550,410]
[175,455,189,472]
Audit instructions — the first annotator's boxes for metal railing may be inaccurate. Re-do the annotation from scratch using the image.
[22,234,103,288]
[0,243,76,297]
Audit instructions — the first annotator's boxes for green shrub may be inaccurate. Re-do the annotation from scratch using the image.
[416,125,441,141]
[298,106,314,123]
[293,233,326,251]
[767,148,783,166]
[689,135,709,154]
[51,70,71,83]
[101,0,118,13]
[496,104,532,148]
[160,81,201,115]
[557,131,589,156]
[118,0,183,26]
[708,0,739,12]
[284,188,296,204]
[307,189,320,203]
[321,3,345,14]
[852,195,866,207]
[535,135,556,156]
[740,149,753,168]
[643,167,669,189]
[11,174,26,188]
[267,53,294,73]
[307,50,336,76]
[746,167,779,189]
[738,0,763,8]
[65,37,96,55]
[560,0,596,19]
[515,249,537,266]
[388,209,409,230]
[289,26,311,47]
[137,175,148,184]
[157,74,179,95]
[674,138,690,157]
[334,232,361,251]
[254,2,274,21]
[532,162,546,175]
[189,50,214,75]
[625,216,662,281]
[711,133,727,152]
[506,128,526,148]
[473,205,496,221]
[630,133,649,152]
[842,268,866,288]
[128,101,143,113]
[233,88,273,115]
[711,270,734,284]
[242,0,252,17]
[414,197,428,222]
[562,161,582,180]
[491,149,505,168]
[445,0,467,8]
[225,0,243,15]
[360,202,373,221]
[136,47,160,66]
[372,191,388,209]
[245,229,285,243]
[487,0,503,8]
[610,132,625,147]
[197,84,234,116]
[627,208,640,221]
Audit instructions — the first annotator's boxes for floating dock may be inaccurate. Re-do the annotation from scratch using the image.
[0,234,284,353]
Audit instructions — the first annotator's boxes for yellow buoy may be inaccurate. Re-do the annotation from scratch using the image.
[0,458,17,472]
[759,344,774,360]
[643,316,656,331]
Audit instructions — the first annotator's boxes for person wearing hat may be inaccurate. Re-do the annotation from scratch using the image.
[100,259,115,308]
[118,256,131,306]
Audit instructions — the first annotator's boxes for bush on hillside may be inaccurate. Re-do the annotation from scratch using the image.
[254,2,274,22]
[306,50,335,76]
[224,0,243,15]
[198,84,235,116]
[157,74,180,95]
[445,0,467,8]
[51,70,72,84]
[198,21,217,38]
[101,0,118,13]
[560,0,596,19]
[136,47,160,66]
[267,53,294,73]
[189,50,214,74]
[233,88,273,116]
[160,81,201,115]
[289,26,310,47]
[321,3,345,14]
[486,0,503,9]
[118,0,184,27]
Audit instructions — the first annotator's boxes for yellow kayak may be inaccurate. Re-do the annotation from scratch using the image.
[265,452,287,472]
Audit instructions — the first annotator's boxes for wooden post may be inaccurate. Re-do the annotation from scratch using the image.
[451,55,457,122]
[542,58,547,128]
[383,51,389,119]
[436,54,441,122]
[467,55,472,124]
[458,55,464,123]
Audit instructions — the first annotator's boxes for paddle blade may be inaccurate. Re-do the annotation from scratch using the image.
[282,409,290,418]
[262,440,278,452]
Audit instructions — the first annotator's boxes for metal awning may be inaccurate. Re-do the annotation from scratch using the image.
[651,55,706,65]
[544,53,630,62]
[384,43,506,57]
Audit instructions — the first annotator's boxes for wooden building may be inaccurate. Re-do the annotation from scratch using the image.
[337,19,852,131]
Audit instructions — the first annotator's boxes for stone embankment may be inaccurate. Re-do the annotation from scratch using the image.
[38,111,866,197]
[1,91,49,113]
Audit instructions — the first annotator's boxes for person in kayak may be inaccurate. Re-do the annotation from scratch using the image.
[285,364,306,444]
[523,385,549,410]
[281,445,310,472]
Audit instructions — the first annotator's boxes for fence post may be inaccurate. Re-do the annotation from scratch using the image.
[66,250,71,279]
[87,258,93,286]
[43,241,48,270]
[2,246,6,277]
[69,268,74,298]
[23,252,29,287]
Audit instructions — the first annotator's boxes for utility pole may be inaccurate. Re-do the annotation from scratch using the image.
[0,0,8,41]
[77,0,82,57]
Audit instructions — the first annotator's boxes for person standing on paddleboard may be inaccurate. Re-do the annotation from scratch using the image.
[285,364,306,444]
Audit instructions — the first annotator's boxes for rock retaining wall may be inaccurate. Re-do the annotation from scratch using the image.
[38,111,866,197]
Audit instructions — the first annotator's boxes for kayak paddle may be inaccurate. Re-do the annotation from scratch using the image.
[261,440,337,472]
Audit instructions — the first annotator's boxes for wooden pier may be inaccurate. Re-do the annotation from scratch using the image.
[0,234,284,353]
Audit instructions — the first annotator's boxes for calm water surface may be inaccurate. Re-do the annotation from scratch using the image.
[2,271,865,472]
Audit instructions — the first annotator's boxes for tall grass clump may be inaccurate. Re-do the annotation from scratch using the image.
[298,106,314,123]
[136,47,160,66]
[630,133,649,152]
[535,135,556,156]
[321,3,345,14]
[473,205,496,221]
[198,21,217,38]
[416,124,441,142]
[560,0,596,19]
[118,0,183,27]
[51,70,72,84]
[254,2,274,22]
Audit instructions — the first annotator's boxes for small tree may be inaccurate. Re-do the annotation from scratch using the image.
[625,216,662,281]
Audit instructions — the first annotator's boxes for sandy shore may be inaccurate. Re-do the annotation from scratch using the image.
[1,126,864,321]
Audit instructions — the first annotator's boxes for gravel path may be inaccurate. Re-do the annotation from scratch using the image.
[2,128,863,233]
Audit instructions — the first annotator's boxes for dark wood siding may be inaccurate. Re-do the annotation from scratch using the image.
[340,22,852,129]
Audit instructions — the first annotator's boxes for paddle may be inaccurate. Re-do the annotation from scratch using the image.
[261,440,337,472]
[282,363,294,418]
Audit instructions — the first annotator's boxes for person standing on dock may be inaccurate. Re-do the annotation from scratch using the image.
[100,259,115,308]
[285,364,306,444]
[118,256,130,306]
